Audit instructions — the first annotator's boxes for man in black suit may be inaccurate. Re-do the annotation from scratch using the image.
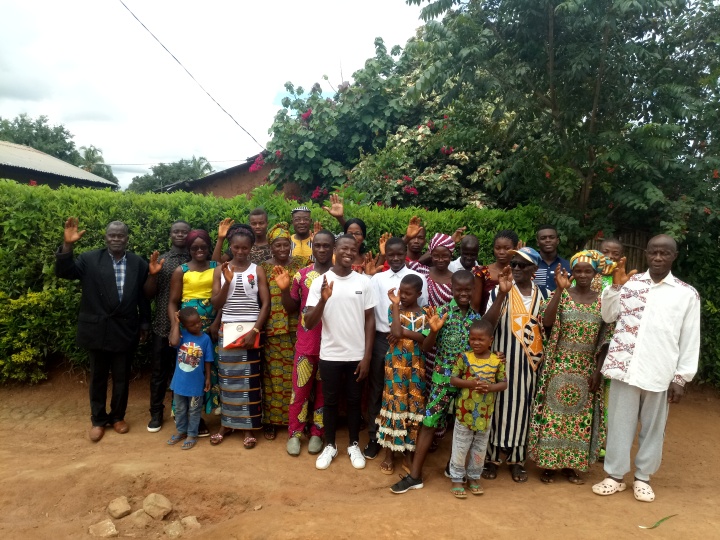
[56,217,150,442]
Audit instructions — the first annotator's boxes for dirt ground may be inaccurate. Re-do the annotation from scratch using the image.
[0,368,718,540]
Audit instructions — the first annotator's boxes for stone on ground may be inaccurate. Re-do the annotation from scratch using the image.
[107,496,131,519]
[164,520,184,538]
[143,493,173,520]
[126,509,153,529]
[180,516,201,530]
[88,519,118,538]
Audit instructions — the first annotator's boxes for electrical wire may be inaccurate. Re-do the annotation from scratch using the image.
[116,0,266,151]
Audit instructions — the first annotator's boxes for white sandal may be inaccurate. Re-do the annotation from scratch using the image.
[592,477,627,496]
[633,480,655,502]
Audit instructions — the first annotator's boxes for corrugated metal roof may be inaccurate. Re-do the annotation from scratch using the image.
[0,140,115,186]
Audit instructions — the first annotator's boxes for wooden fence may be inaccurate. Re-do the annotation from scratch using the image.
[586,230,649,273]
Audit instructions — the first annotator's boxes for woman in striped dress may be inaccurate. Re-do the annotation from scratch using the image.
[210,225,270,448]
[482,247,548,483]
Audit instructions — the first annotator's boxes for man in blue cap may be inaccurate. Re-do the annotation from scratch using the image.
[481,246,549,483]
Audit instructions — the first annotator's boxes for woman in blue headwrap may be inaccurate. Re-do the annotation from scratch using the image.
[527,250,615,485]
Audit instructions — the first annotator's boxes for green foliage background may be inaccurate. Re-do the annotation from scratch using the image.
[0,180,543,383]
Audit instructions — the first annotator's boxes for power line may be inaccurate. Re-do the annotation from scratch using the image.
[116,0,266,151]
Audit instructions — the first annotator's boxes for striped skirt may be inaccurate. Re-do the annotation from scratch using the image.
[218,332,263,430]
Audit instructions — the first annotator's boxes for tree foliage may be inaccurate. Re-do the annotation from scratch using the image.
[127,156,213,193]
[78,145,118,184]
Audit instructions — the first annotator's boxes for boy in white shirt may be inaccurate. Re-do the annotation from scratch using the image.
[305,234,378,470]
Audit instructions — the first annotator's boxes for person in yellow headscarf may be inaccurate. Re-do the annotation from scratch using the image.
[259,223,309,440]
[528,249,615,484]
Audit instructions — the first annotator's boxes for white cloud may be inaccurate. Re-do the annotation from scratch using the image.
[0,0,422,188]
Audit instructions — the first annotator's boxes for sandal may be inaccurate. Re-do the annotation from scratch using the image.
[592,477,627,496]
[468,483,483,495]
[167,433,187,446]
[562,468,585,485]
[451,487,467,499]
[633,480,655,502]
[510,464,528,483]
[264,425,276,441]
[243,436,257,449]
[380,461,394,475]
[181,438,197,450]
[481,462,498,480]
[210,428,232,446]
[541,469,556,484]
[401,463,411,475]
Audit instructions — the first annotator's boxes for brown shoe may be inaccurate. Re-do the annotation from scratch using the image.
[113,420,129,434]
[89,426,105,442]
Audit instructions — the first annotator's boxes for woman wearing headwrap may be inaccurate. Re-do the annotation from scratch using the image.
[527,249,615,484]
[168,229,220,430]
[260,223,309,439]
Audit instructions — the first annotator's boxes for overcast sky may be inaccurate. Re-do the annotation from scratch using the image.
[0,1,423,188]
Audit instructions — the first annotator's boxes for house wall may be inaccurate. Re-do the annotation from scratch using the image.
[187,165,302,200]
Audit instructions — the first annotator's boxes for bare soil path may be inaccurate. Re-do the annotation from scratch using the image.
[0,369,718,539]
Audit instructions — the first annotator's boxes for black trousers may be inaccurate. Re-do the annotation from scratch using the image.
[367,331,390,440]
[88,349,133,427]
[149,334,176,416]
[320,360,362,447]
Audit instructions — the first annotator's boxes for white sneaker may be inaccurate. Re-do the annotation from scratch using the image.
[315,445,338,470]
[347,442,366,469]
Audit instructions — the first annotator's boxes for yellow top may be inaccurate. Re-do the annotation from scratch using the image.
[291,234,313,260]
[181,263,216,301]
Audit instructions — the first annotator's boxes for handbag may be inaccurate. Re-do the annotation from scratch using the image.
[223,321,261,349]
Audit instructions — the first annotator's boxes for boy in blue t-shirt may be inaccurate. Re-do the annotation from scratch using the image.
[167,307,213,450]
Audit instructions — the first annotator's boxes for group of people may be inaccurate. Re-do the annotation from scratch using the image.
[56,198,700,503]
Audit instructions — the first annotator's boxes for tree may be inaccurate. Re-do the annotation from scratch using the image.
[127,156,213,193]
[78,145,118,185]
[0,114,81,164]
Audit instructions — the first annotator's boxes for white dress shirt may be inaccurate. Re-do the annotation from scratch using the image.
[601,271,700,391]
[370,266,428,333]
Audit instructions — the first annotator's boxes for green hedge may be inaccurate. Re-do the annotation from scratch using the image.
[0,180,543,383]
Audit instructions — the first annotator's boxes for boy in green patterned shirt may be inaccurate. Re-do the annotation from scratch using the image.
[448,319,507,498]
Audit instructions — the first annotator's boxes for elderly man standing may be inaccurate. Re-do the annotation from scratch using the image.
[56,218,150,442]
[592,235,700,502]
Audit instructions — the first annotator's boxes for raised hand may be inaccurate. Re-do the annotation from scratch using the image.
[322,193,344,219]
[498,265,514,294]
[274,265,291,291]
[309,220,322,241]
[320,275,334,302]
[364,251,380,275]
[612,256,637,286]
[554,264,573,290]
[221,261,234,282]
[378,232,392,255]
[451,226,467,244]
[406,216,422,239]
[516,239,526,249]
[387,287,400,305]
[149,250,165,275]
[218,218,235,239]
[426,306,449,333]
[63,217,86,244]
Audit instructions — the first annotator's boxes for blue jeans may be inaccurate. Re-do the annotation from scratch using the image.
[450,422,491,482]
[175,394,203,437]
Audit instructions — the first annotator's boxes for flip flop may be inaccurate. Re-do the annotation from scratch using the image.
[380,461,394,475]
[167,434,187,446]
[451,487,467,499]
[243,436,257,449]
[468,483,483,495]
[562,468,585,485]
[264,425,276,441]
[592,477,627,496]
[633,480,655,502]
[541,470,556,484]
[181,438,197,450]
[510,464,528,483]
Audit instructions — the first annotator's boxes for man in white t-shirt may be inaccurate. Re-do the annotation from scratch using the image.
[448,234,480,273]
[305,234,378,471]
[364,237,427,459]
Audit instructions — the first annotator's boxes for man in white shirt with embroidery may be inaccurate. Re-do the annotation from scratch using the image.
[363,237,427,459]
[592,235,700,503]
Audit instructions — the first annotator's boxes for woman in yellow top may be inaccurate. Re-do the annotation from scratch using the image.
[260,223,308,439]
[168,229,219,426]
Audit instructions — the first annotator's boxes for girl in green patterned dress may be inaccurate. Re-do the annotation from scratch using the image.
[375,274,427,475]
